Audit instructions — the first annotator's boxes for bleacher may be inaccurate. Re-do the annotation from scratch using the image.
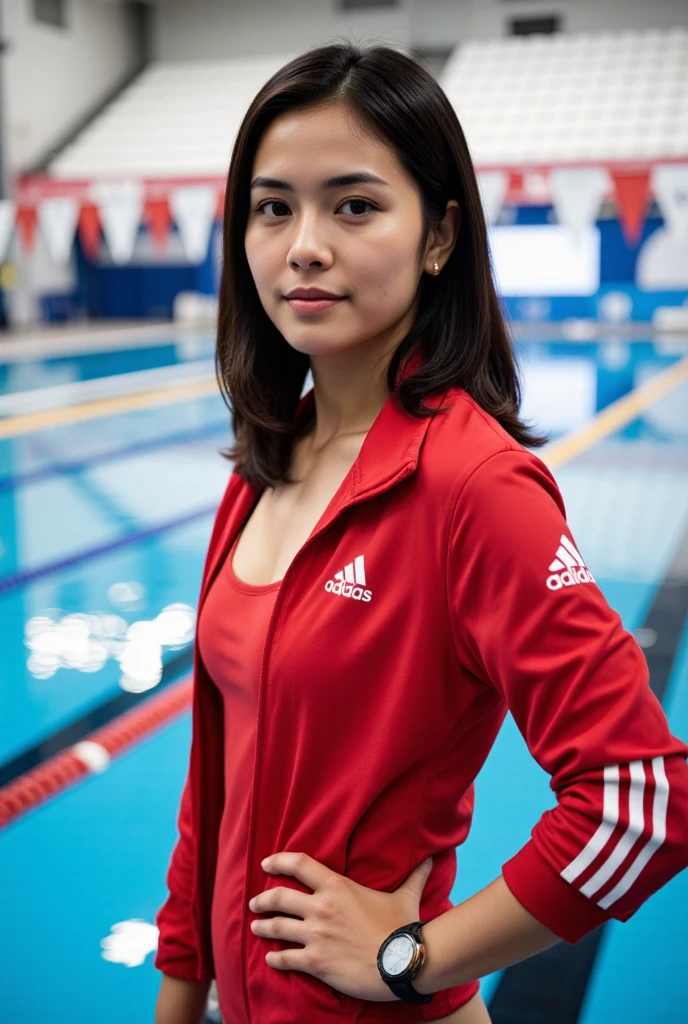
[47,27,688,183]
[440,27,688,165]
[49,55,297,180]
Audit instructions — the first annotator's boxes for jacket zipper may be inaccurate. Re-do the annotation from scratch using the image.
[239,461,416,1019]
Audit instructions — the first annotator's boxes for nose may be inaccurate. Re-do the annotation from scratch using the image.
[286,211,333,271]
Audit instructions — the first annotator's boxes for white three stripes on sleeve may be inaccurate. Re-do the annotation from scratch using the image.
[559,757,669,910]
[599,758,670,910]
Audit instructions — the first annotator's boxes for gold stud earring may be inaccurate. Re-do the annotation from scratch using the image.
[433,261,440,275]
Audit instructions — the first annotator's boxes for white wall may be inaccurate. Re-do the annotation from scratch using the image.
[1,0,140,177]
[151,0,688,60]
[151,0,412,60]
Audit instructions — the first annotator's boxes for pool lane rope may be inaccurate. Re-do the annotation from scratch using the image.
[0,675,192,828]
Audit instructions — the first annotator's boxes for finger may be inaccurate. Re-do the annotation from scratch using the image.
[265,946,319,975]
[263,851,335,893]
[250,884,311,919]
[251,914,309,946]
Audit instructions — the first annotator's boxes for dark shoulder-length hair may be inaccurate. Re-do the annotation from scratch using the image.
[216,41,548,489]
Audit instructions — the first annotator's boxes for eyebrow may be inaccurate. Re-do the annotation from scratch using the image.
[250,172,391,191]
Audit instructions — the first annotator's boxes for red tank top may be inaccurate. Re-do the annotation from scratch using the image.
[197,528,280,1022]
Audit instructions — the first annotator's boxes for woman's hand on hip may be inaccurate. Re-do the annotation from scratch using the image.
[248,851,435,1002]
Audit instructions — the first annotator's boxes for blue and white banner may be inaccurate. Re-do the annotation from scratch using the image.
[489,224,600,297]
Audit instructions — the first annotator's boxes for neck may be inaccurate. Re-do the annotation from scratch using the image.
[306,315,416,451]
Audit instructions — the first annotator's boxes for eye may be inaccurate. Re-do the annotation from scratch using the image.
[338,198,377,217]
[255,200,290,218]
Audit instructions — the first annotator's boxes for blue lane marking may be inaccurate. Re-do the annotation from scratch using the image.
[0,504,217,596]
[0,420,229,494]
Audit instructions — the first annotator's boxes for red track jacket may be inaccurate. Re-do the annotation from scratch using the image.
[155,361,688,1022]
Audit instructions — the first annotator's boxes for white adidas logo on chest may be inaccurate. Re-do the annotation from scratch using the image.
[324,554,373,602]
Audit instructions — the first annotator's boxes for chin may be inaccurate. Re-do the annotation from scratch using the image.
[282,333,366,358]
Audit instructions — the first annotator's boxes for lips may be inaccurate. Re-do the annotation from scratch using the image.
[286,295,345,314]
[284,289,344,300]
[284,288,346,314]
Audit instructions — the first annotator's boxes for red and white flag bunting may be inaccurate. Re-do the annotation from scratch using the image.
[651,163,688,240]
[4,163,685,265]
[477,170,509,226]
[610,170,651,246]
[550,167,610,237]
[90,180,144,265]
[143,197,173,254]
[78,203,102,261]
[38,195,80,267]
[169,184,217,264]
[0,199,15,262]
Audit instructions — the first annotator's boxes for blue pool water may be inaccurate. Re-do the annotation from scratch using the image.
[0,329,686,1024]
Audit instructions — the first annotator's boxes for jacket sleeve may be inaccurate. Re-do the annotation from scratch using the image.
[446,447,688,943]
[154,765,213,982]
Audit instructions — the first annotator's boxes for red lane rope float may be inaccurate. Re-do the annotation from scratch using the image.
[0,675,193,829]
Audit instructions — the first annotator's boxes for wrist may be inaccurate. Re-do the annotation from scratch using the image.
[411,913,468,996]
[402,917,441,997]
[411,875,564,995]
[411,919,436,996]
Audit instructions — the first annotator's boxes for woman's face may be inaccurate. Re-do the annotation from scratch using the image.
[244,100,435,361]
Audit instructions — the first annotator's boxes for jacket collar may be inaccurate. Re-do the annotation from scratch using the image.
[297,347,444,499]
[201,348,445,605]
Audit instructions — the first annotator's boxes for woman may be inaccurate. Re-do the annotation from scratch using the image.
[153,43,688,1024]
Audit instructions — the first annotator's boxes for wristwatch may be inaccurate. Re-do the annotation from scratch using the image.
[376,920,434,1005]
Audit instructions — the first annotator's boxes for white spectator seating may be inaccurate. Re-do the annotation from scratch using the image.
[49,54,298,179]
[440,27,688,165]
[48,29,688,180]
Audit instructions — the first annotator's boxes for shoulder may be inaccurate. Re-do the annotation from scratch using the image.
[421,388,544,478]
[417,387,563,514]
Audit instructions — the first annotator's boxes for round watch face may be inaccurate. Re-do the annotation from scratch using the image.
[381,934,416,976]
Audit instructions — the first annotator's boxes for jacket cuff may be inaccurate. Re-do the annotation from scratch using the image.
[502,839,612,943]
[153,948,213,984]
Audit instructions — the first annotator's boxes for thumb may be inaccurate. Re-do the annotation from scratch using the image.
[398,856,434,897]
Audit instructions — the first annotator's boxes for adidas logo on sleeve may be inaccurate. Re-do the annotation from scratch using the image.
[547,535,596,591]
[325,555,372,602]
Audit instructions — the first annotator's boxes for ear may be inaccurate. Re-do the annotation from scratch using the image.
[423,200,461,276]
